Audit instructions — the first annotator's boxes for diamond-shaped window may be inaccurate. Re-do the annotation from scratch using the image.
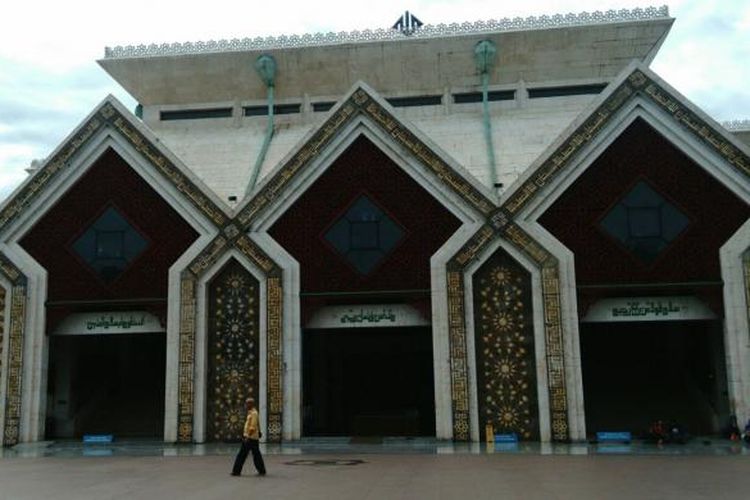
[72,206,149,282]
[600,181,689,264]
[323,195,404,275]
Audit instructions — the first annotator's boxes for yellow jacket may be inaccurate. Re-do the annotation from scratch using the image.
[243,408,260,440]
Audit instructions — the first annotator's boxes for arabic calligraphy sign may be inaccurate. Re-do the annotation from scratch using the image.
[306,304,430,329]
[581,296,717,323]
[52,311,165,335]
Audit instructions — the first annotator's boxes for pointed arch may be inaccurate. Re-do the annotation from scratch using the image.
[477,62,750,441]
[0,96,227,445]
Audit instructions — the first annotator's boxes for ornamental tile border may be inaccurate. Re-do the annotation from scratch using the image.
[176,234,283,442]
[479,67,750,442]
[0,254,27,446]
[0,103,228,238]
[502,69,750,219]
[643,85,750,177]
[104,6,669,58]
[235,84,496,442]
[0,118,102,234]
[205,263,260,441]
[177,274,197,443]
[445,225,497,441]
[237,87,494,229]
[473,253,539,439]
[7,58,748,447]
[237,236,283,442]
[0,286,4,442]
[108,108,228,227]
[446,222,569,441]
[0,102,231,445]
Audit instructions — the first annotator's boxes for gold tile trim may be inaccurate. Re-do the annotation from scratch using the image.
[206,262,260,441]
[504,83,634,216]
[235,238,283,441]
[643,84,750,177]
[503,69,750,218]
[447,223,570,442]
[235,236,276,274]
[265,276,283,442]
[188,236,229,276]
[454,225,495,268]
[446,226,497,440]
[237,102,358,226]
[110,115,228,227]
[3,285,26,446]
[505,223,568,441]
[493,69,750,440]
[540,264,568,440]
[503,225,552,266]
[0,260,20,283]
[446,269,470,440]
[0,118,103,231]
[1,102,230,237]
[177,274,197,443]
[0,254,26,446]
[236,87,495,228]
[474,260,539,439]
[177,235,284,442]
[360,98,494,217]
[0,285,5,434]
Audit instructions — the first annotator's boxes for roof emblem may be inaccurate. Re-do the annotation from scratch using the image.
[392,11,423,35]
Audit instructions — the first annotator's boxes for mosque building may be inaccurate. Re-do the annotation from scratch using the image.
[2,6,750,446]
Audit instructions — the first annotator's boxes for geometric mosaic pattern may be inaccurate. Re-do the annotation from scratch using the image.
[1,65,749,446]
[177,232,284,443]
[473,257,538,440]
[207,259,259,442]
[0,254,26,447]
[0,285,4,407]
[232,73,745,443]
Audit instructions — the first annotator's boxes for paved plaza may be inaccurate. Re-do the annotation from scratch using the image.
[1,440,750,499]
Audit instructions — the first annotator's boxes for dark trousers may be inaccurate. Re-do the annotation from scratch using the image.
[232,438,266,475]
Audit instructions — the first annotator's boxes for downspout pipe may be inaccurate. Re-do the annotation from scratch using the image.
[474,40,499,190]
[246,54,277,195]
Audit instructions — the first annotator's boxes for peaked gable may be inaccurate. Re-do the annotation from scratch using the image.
[0,97,229,240]
[235,84,498,229]
[492,63,750,228]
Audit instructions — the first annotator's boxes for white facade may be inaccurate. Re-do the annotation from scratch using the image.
[2,7,750,446]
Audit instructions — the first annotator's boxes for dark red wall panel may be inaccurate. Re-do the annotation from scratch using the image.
[539,119,749,286]
[20,149,198,304]
[269,136,462,294]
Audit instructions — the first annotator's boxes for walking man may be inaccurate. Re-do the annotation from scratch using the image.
[231,397,266,476]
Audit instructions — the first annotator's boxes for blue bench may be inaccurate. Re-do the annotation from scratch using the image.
[596,431,631,443]
[83,434,114,444]
[494,433,519,443]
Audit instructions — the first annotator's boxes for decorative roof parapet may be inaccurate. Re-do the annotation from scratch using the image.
[104,5,669,59]
[723,120,750,132]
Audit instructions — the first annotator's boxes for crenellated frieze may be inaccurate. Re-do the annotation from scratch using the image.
[104,6,670,59]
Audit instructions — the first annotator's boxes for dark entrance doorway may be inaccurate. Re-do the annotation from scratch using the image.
[580,320,729,437]
[302,327,435,437]
[46,333,166,439]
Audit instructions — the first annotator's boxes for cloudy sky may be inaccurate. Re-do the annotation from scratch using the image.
[1,0,748,201]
